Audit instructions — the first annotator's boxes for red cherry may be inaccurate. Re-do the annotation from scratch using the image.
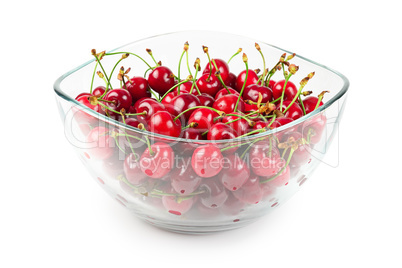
[282,132,312,166]
[214,87,239,100]
[75,93,105,122]
[148,66,176,95]
[272,80,298,101]
[192,144,223,178]
[124,117,145,129]
[203,58,230,83]
[170,157,203,195]
[123,153,147,185]
[263,165,290,187]
[302,96,324,114]
[225,72,237,88]
[221,112,250,136]
[92,86,106,97]
[220,193,245,216]
[165,93,201,121]
[277,100,304,120]
[147,111,182,137]
[207,122,238,141]
[178,81,194,93]
[235,70,259,92]
[140,142,174,178]
[218,154,250,191]
[199,179,228,209]
[213,94,245,114]
[242,84,273,103]
[175,128,204,156]
[232,174,263,204]
[134,97,165,123]
[267,116,296,141]
[267,79,276,89]
[299,113,327,144]
[196,74,222,97]
[188,108,219,132]
[160,92,177,106]
[85,127,114,160]
[249,141,284,177]
[197,93,215,107]
[104,88,132,119]
[162,194,195,216]
[124,76,151,104]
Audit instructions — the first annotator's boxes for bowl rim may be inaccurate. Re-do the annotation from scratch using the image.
[53,30,349,144]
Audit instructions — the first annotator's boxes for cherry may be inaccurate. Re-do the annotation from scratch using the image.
[303,96,324,114]
[148,66,176,95]
[277,100,304,120]
[300,113,327,144]
[170,157,203,195]
[220,193,245,216]
[219,154,250,191]
[262,165,290,187]
[176,128,204,155]
[225,72,237,88]
[249,141,284,177]
[147,111,182,138]
[214,87,239,100]
[139,142,174,178]
[104,88,132,119]
[92,86,106,97]
[124,76,151,104]
[178,81,196,94]
[232,174,263,204]
[196,73,222,97]
[266,116,296,141]
[188,108,220,132]
[235,70,259,92]
[197,93,215,107]
[191,144,223,178]
[203,58,230,82]
[221,112,250,136]
[244,102,259,112]
[267,79,276,90]
[207,122,238,140]
[75,93,105,123]
[242,84,273,103]
[85,127,114,160]
[165,93,201,121]
[199,178,228,209]
[162,194,195,216]
[272,80,298,101]
[133,97,165,123]
[281,132,312,167]
[213,94,245,114]
[123,153,147,185]
[161,91,177,107]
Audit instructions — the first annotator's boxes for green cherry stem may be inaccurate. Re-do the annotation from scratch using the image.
[173,106,224,121]
[177,50,185,81]
[106,52,153,69]
[90,61,99,94]
[146,49,159,66]
[203,46,213,80]
[211,59,230,93]
[92,50,113,92]
[260,148,294,184]
[227,48,242,64]
[159,79,189,102]
[299,96,307,115]
[279,73,292,111]
[314,91,330,110]
[144,136,154,156]
[191,59,202,95]
[237,127,266,138]
[234,53,248,112]
[255,43,266,85]
[120,116,136,155]
[185,44,193,78]
[108,54,129,90]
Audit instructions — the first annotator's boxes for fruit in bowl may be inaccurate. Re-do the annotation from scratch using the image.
[54,31,349,234]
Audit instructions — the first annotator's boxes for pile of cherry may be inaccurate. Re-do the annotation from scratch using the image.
[74,44,328,217]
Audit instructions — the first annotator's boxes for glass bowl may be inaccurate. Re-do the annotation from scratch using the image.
[54,31,349,234]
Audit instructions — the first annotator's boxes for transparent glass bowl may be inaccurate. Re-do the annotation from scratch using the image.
[54,31,349,234]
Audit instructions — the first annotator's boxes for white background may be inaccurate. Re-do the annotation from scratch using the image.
[1,0,401,267]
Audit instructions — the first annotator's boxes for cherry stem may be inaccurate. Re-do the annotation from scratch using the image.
[299,96,307,115]
[190,64,202,95]
[279,73,292,111]
[144,136,154,156]
[159,79,189,102]
[125,111,147,117]
[240,137,266,159]
[211,59,230,93]
[237,127,266,138]
[227,48,242,64]
[144,67,153,78]
[120,116,136,155]
[93,54,113,93]
[109,57,127,91]
[106,52,153,69]
[204,47,213,80]
[260,148,295,184]
[114,132,146,144]
[256,44,266,85]
[314,92,327,110]
[225,113,254,125]
[90,61,99,94]
[177,50,185,81]
[98,102,123,116]
[173,106,223,121]
[185,50,193,77]
[146,49,159,66]
[234,60,248,112]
